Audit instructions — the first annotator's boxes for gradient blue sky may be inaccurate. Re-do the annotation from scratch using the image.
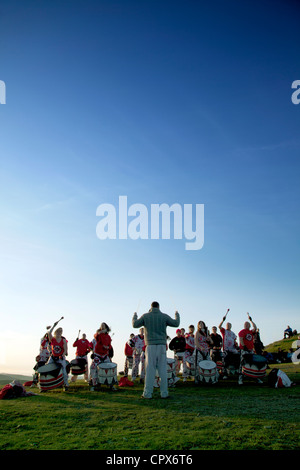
[0,0,299,375]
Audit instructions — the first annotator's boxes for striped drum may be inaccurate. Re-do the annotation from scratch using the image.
[38,363,64,391]
[242,354,267,379]
[70,358,87,376]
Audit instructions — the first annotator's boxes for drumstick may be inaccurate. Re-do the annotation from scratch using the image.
[54,316,64,326]
[46,317,64,330]
[225,308,230,318]
[136,299,141,313]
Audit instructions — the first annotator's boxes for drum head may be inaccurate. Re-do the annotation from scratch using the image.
[199,360,216,370]
[98,362,117,369]
[253,354,267,364]
[38,363,61,373]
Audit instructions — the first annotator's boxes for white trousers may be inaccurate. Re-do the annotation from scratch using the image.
[143,344,168,398]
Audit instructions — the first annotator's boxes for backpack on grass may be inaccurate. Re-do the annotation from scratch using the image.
[267,368,294,388]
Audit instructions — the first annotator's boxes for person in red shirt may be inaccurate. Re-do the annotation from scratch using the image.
[47,326,69,390]
[71,333,91,383]
[90,323,113,389]
[124,333,135,378]
[238,313,263,385]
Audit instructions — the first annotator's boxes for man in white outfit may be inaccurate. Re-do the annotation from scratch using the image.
[132,301,180,399]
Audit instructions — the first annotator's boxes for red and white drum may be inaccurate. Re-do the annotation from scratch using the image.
[98,362,118,386]
[175,352,185,361]
[242,354,267,379]
[186,355,196,376]
[70,358,87,376]
[198,360,219,384]
[38,363,64,391]
[167,358,176,380]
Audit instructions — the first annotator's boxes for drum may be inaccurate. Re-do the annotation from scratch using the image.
[98,362,118,386]
[70,358,87,376]
[167,358,176,380]
[242,353,267,379]
[175,352,185,361]
[198,360,218,384]
[186,355,196,376]
[224,351,241,375]
[38,363,64,391]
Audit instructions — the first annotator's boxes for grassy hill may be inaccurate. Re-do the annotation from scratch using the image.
[264,335,299,353]
[0,373,32,386]
[0,361,299,451]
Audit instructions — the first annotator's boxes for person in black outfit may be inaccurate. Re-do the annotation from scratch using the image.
[253,328,264,355]
[209,326,223,363]
[169,329,186,374]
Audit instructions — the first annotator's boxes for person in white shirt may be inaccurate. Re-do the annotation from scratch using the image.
[131,328,146,383]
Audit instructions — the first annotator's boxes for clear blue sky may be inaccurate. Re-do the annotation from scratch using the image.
[0,0,299,375]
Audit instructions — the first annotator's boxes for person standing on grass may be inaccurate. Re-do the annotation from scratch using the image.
[71,333,91,383]
[182,325,195,382]
[90,323,113,389]
[209,326,223,360]
[124,333,135,378]
[238,313,263,385]
[47,326,69,390]
[132,301,180,399]
[131,328,146,384]
[218,318,239,379]
[218,318,238,354]
[169,328,186,375]
[194,321,213,360]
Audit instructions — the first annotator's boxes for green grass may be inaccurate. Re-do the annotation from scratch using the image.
[1,363,299,451]
[264,335,299,353]
[0,373,32,386]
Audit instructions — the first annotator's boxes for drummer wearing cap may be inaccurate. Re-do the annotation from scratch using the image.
[132,301,180,399]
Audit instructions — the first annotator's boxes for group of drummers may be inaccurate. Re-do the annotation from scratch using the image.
[124,311,267,387]
[32,310,268,391]
[33,320,117,391]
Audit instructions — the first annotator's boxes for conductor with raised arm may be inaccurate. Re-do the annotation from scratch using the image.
[132,301,180,399]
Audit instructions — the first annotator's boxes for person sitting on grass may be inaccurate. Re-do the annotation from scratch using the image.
[284,326,293,339]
